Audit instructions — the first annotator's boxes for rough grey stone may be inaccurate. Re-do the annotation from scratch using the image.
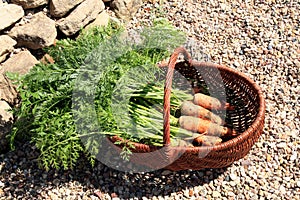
[85,10,110,30]
[57,0,105,36]
[0,50,39,75]
[49,0,85,17]
[10,0,48,9]
[111,0,143,21]
[0,100,13,154]
[0,73,18,106]
[0,35,17,63]
[9,12,57,49]
[0,4,24,31]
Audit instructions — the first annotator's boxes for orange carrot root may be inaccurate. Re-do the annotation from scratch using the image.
[193,135,222,146]
[181,101,224,125]
[193,93,234,110]
[179,116,237,137]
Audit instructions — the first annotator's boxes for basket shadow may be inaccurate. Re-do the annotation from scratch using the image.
[0,141,228,199]
[83,161,228,199]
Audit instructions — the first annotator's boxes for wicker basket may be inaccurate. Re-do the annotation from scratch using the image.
[110,47,265,171]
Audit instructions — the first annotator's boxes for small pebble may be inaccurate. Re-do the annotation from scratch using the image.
[212,191,221,198]
[227,191,235,197]
[277,142,286,148]
[229,173,238,181]
[290,153,297,161]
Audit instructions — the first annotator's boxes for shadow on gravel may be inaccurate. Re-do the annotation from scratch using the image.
[0,141,227,199]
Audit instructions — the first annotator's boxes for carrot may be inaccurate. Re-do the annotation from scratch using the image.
[180,101,224,125]
[178,116,237,137]
[193,93,234,110]
[193,135,222,146]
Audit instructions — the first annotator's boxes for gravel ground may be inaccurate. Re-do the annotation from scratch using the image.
[1,0,300,199]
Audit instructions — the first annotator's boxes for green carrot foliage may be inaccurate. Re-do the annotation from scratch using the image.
[8,19,189,170]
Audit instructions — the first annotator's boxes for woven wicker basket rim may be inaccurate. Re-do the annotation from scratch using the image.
[110,60,265,152]
[164,60,266,152]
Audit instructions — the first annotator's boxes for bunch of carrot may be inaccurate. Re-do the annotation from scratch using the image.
[126,83,238,148]
[178,93,237,146]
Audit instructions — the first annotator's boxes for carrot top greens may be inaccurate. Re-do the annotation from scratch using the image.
[8,19,194,170]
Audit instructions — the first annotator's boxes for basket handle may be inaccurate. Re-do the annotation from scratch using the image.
[163,47,192,145]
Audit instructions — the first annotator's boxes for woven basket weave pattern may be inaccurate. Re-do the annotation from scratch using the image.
[110,47,265,171]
